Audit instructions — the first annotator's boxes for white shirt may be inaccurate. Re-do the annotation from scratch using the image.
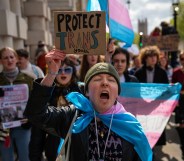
[20,62,44,79]
[120,74,125,83]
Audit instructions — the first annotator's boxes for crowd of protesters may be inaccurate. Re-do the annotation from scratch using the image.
[0,23,183,161]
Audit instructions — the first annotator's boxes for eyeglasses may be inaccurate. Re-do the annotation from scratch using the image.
[58,67,73,74]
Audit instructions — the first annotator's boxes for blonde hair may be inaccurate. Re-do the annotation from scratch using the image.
[0,47,18,59]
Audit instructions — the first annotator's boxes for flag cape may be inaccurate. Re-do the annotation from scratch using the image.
[65,92,152,161]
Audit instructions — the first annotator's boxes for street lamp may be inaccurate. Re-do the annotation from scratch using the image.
[172,0,179,30]
[126,0,131,9]
[139,32,143,48]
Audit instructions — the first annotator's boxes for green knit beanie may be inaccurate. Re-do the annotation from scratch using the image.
[84,62,121,94]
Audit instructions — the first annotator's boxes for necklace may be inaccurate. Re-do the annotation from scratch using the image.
[94,110,114,161]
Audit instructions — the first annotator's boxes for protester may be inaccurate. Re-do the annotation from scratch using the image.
[129,55,142,75]
[111,47,138,82]
[16,49,44,79]
[158,53,173,82]
[0,47,33,161]
[28,57,83,161]
[35,41,48,74]
[135,46,168,84]
[160,21,179,68]
[35,41,48,60]
[150,27,161,36]
[79,54,103,82]
[24,49,152,161]
[172,51,184,159]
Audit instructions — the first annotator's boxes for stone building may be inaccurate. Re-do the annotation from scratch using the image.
[138,18,148,36]
[0,0,87,62]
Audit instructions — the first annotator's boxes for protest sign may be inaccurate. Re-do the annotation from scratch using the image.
[118,82,181,148]
[0,84,29,129]
[142,34,179,52]
[54,11,106,55]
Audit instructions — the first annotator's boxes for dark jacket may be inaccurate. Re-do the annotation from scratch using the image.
[0,72,33,91]
[25,80,140,161]
[28,79,83,161]
[0,71,33,140]
[135,65,169,83]
[124,72,139,82]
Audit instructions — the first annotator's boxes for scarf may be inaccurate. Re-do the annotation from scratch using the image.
[64,92,152,161]
[3,67,19,82]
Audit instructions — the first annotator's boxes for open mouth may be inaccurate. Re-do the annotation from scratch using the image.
[100,92,109,99]
[60,76,67,80]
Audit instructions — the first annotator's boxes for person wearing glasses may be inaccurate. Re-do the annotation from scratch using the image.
[172,51,184,159]
[28,56,83,161]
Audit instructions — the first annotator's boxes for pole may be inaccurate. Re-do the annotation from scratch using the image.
[108,0,111,39]
[173,7,177,30]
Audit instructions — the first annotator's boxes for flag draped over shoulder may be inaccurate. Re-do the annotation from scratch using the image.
[86,0,134,47]
[118,82,182,148]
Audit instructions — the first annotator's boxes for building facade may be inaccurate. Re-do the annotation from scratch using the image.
[0,0,86,62]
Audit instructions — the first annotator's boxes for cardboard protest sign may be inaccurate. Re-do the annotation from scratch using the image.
[0,84,29,129]
[142,34,179,52]
[118,82,181,148]
[54,11,106,55]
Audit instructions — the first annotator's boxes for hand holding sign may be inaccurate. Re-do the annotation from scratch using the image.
[45,49,66,75]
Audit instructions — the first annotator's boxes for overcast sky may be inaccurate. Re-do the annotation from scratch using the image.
[128,0,174,34]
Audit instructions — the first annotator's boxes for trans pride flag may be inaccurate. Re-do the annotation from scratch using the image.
[86,0,134,47]
[118,82,181,148]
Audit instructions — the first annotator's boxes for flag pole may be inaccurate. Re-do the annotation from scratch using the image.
[108,0,111,39]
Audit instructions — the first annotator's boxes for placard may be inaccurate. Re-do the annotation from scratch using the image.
[54,11,106,55]
[0,84,29,129]
[142,34,179,52]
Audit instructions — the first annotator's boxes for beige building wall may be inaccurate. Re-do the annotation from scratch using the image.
[0,0,86,62]
[47,0,87,45]
[24,0,52,62]
[0,0,27,49]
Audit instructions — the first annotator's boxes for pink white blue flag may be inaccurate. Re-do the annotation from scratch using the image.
[87,0,134,47]
[118,82,181,148]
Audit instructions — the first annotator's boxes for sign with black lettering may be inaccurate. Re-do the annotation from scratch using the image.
[54,11,106,55]
[142,34,179,52]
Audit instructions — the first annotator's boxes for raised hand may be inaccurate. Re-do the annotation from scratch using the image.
[45,49,66,74]
[41,49,66,87]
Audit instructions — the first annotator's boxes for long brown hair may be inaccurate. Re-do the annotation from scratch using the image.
[79,55,103,82]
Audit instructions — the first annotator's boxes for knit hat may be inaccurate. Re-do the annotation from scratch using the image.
[84,62,121,94]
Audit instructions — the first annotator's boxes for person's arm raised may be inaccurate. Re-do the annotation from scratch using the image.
[41,49,66,87]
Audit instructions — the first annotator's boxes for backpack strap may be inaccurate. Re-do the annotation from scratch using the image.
[56,110,78,161]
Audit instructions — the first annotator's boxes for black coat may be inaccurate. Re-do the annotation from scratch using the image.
[135,65,169,84]
[124,72,139,82]
[25,80,141,161]
[28,79,83,161]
